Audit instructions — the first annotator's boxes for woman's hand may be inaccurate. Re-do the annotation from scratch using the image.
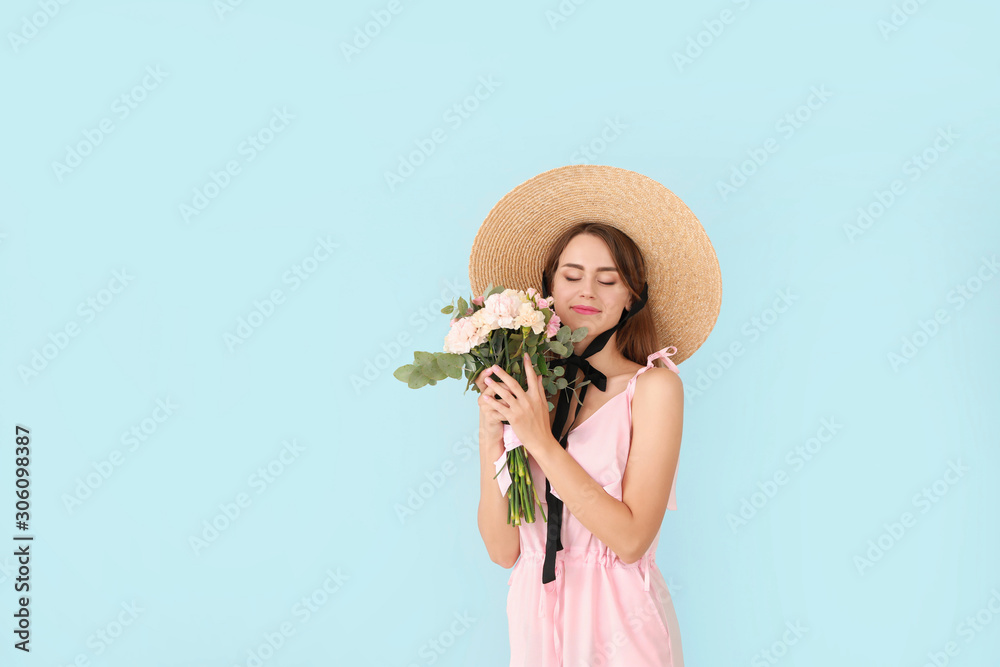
[474,364,508,436]
[481,353,553,457]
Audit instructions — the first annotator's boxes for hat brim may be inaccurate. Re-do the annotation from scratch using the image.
[468,164,722,364]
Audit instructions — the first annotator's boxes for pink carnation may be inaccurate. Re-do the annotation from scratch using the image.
[484,290,523,329]
[546,313,561,338]
[526,287,552,310]
[443,314,485,354]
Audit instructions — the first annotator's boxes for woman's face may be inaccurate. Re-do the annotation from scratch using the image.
[549,233,632,338]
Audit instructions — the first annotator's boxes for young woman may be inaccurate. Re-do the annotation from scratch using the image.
[469,166,721,667]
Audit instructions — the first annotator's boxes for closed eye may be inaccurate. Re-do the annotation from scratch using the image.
[566,278,615,286]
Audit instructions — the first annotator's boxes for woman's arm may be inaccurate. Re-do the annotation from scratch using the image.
[477,417,521,568]
[529,368,683,563]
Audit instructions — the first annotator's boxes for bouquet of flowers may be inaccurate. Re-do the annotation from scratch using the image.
[394,283,588,525]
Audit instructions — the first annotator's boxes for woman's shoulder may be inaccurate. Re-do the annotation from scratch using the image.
[632,363,683,397]
[629,367,683,435]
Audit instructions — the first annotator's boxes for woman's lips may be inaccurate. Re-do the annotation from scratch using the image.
[571,306,600,314]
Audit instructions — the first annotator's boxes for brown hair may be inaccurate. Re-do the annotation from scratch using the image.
[541,221,665,368]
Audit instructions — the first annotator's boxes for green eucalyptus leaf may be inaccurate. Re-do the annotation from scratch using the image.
[548,341,567,356]
[413,351,448,381]
[435,353,465,379]
[393,364,414,383]
[407,372,434,389]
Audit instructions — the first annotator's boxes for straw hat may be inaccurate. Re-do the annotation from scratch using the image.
[468,164,722,364]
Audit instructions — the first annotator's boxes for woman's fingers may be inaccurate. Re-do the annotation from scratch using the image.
[484,375,514,403]
[477,373,507,407]
[474,368,492,394]
[488,366,525,401]
[480,393,508,413]
[476,366,500,394]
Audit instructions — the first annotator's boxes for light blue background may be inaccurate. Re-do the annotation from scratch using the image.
[1,0,998,665]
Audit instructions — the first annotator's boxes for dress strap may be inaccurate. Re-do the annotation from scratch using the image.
[625,345,682,512]
[647,345,679,372]
[625,346,679,400]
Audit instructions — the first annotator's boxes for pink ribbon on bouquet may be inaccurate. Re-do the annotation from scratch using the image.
[493,426,519,498]
[493,426,562,501]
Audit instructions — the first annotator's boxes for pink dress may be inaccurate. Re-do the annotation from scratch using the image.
[497,346,683,667]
